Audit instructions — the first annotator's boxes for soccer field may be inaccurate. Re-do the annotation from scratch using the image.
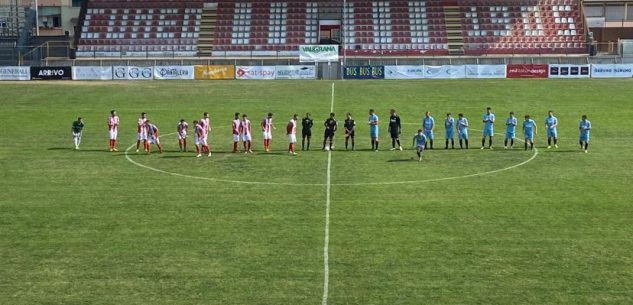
[1,79,633,305]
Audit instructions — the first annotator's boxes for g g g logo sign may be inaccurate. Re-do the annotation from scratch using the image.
[114,66,153,80]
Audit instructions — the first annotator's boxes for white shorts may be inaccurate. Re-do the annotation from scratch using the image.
[263,131,272,140]
[288,134,297,144]
[73,132,82,138]
[137,132,148,141]
[195,137,207,146]
[242,134,252,142]
[149,137,160,145]
[177,131,187,140]
[232,134,240,142]
[109,130,118,140]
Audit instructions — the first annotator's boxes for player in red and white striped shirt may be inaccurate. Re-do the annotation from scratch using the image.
[176,119,189,152]
[194,120,210,157]
[240,114,253,153]
[200,112,211,154]
[231,112,241,153]
[107,110,120,152]
[287,114,298,155]
[261,112,275,152]
[136,112,148,153]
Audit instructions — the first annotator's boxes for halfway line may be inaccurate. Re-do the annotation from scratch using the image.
[322,82,334,305]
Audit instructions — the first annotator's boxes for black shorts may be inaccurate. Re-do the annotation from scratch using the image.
[324,130,335,138]
[345,131,355,138]
[302,130,312,137]
[390,131,400,139]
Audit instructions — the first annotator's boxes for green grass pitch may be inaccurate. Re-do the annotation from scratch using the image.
[1,79,633,305]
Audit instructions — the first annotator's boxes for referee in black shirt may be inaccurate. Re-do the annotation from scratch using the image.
[323,112,337,151]
[344,112,356,150]
[301,112,313,150]
[388,109,403,151]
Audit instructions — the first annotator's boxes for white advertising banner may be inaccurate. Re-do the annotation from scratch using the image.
[424,65,466,79]
[548,65,590,78]
[235,66,277,80]
[72,66,113,80]
[153,66,195,80]
[384,65,425,79]
[299,45,339,62]
[275,65,316,80]
[466,65,507,79]
[590,64,633,78]
[112,66,154,80]
[0,66,30,80]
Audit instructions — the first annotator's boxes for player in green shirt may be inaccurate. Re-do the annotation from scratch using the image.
[71,117,85,150]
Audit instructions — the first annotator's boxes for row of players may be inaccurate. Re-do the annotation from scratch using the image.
[70,108,593,158]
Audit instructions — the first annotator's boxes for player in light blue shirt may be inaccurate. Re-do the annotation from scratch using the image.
[456,113,469,149]
[412,129,428,161]
[422,111,435,149]
[368,109,380,151]
[522,114,538,151]
[579,114,591,153]
[444,113,455,149]
[504,111,517,149]
[481,107,495,149]
[545,110,559,149]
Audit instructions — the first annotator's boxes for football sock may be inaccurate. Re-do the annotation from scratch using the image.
[352,139,355,150]
[525,143,528,150]
[397,139,401,147]
[504,139,508,147]
[488,139,492,147]
[445,139,449,149]
[554,138,558,145]
[482,138,486,147]
[548,138,551,146]
[459,140,463,149]
[375,141,379,150]
[510,139,514,147]
[451,139,454,148]
[430,140,433,149]
[465,139,469,149]
[392,138,396,148]
[530,142,534,150]
[417,151,421,158]
[585,143,589,150]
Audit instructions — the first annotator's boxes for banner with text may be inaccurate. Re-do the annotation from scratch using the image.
[466,65,507,79]
[506,64,548,78]
[112,66,154,80]
[299,45,339,62]
[30,66,72,80]
[424,65,466,79]
[590,64,633,78]
[72,66,113,80]
[153,66,194,80]
[194,65,235,80]
[548,65,590,78]
[384,65,425,79]
[0,66,30,80]
[235,66,277,80]
[343,66,385,79]
[275,65,316,80]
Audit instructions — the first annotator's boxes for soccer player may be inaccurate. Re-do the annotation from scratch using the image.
[71,117,84,150]
[301,113,314,151]
[323,112,337,151]
[145,120,163,153]
[232,112,241,153]
[241,114,253,153]
[368,109,380,151]
[193,120,210,158]
[481,107,495,149]
[261,112,275,152]
[136,112,148,153]
[579,114,591,153]
[522,115,537,151]
[444,112,455,149]
[412,129,428,162]
[176,119,188,152]
[457,113,469,149]
[422,111,435,149]
[107,110,119,152]
[200,112,211,154]
[344,112,356,150]
[545,110,559,149]
[388,109,403,151]
[287,114,298,155]
[504,111,517,149]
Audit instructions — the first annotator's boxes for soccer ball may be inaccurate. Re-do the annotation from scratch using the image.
[324,146,330,151]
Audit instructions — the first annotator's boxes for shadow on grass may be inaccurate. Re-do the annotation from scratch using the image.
[387,157,417,162]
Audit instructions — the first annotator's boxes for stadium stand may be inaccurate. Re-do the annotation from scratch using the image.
[75,0,587,57]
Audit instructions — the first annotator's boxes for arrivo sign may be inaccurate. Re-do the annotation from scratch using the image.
[30,66,72,80]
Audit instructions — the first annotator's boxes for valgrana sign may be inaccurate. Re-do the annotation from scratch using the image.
[299,45,339,63]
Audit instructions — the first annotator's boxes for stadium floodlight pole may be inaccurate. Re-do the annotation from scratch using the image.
[34,0,39,36]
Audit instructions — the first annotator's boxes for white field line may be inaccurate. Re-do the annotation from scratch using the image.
[321,82,334,305]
